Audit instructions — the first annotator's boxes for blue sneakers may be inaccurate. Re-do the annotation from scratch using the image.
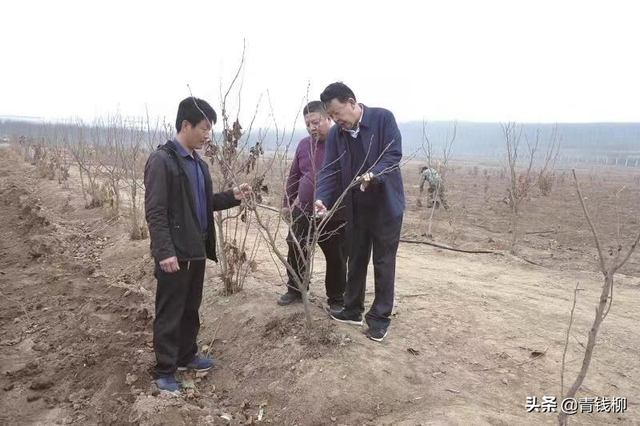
[155,376,180,392]
[177,356,214,372]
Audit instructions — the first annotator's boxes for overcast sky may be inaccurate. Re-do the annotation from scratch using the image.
[2,0,639,128]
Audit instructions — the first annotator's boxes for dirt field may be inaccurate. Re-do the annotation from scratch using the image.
[1,146,639,426]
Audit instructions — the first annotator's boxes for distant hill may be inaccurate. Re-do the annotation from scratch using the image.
[397,121,640,156]
[2,119,639,164]
[252,122,640,167]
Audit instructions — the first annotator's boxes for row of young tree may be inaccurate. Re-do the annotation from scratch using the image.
[12,114,172,240]
[419,119,560,254]
[419,123,639,426]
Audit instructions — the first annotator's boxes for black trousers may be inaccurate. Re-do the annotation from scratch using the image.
[286,207,347,305]
[153,259,206,378]
[344,213,403,329]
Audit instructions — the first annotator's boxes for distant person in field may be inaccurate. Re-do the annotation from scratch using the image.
[144,97,251,393]
[279,101,346,311]
[315,82,405,342]
[419,165,449,210]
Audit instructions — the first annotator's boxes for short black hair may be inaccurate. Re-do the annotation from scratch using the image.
[320,82,356,104]
[303,101,327,117]
[420,166,429,173]
[175,97,217,133]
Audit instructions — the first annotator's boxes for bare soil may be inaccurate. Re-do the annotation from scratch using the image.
[1,148,639,425]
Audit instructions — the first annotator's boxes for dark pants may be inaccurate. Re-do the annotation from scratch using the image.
[344,213,403,329]
[286,207,347,305]
[153,259,206,378]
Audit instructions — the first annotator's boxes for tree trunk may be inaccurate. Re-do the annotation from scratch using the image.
[130,184,139,239]
[558,271,613,425]
[86,170,96,201]
[510,202,519,254]
[215,212,228,279]
[426,187,438,237]
[112,178,121,213]
[300,276,313,329]
[78,168,88,205]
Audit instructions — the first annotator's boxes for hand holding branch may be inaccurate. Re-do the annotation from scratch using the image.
[358,172,374,192]
[314,200,328,218]
[233,183,252,201]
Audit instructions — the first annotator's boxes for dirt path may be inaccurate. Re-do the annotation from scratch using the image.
[1,146,638,425]
[209,236,638,425]
[0,150,152,425]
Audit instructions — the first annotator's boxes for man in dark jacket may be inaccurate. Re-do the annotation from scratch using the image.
[315,82,405,342]
[144,97,250,392]
[279,101,346,310]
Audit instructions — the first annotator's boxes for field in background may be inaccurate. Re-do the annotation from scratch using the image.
[1,146,639,425]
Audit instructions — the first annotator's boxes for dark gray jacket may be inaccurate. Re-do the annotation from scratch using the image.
[144,141,240,262]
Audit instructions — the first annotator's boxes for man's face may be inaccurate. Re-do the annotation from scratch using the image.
[304,112,332,141]
[325,98,359,130]
[183,119,211,150]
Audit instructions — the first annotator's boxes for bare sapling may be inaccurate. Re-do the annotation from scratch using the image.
[558,170,640,426]
[502,123,560,254]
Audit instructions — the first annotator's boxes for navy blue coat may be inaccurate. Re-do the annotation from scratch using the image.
[316,104,405,222]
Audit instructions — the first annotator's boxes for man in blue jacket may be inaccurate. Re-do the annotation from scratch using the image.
[315,82,405,342]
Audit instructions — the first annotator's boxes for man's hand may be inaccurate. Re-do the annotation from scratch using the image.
[233,183,252,201]
[159,256,180,274]
[358,172,374,192]
[314,200,328,218]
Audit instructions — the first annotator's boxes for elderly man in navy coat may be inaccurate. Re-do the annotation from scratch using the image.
[315,82,404,342]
